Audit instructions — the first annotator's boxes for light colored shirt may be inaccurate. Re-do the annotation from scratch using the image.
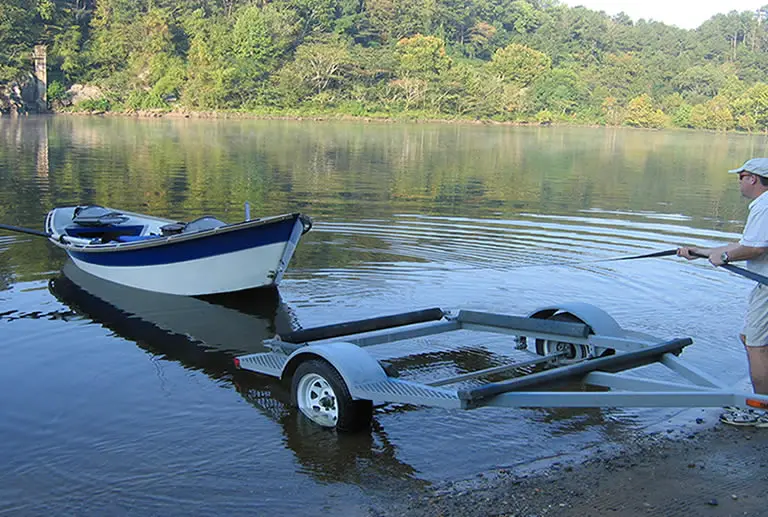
[740,190,768,277]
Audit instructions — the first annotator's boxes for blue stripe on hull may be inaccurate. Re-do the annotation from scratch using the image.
[68,217,298,268]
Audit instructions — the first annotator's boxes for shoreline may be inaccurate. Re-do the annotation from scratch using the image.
[20,109,756,135]
[53,108,553,126]
[370,406,768,516]
[39,108,662,131]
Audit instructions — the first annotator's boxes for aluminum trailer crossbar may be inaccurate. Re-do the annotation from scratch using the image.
[234,305,768,427]
[458,337,692,406]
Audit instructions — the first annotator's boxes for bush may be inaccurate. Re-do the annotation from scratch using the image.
[76,97,112,112]
[536,109,554,124]
[47,81,68,104]
[126,90,169,110]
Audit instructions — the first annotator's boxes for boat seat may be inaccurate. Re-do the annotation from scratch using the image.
[65,224,146,239]
[159,216,227,236]
[71,205,130,226]
[183,216,227,233]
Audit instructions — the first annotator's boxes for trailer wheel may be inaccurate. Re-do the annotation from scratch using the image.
[535,312,597,364]
[291,359,373,432]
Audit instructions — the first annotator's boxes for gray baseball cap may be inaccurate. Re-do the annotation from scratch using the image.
[728,158,768,177]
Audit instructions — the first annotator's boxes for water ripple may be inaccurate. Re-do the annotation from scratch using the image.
[308,212,741,280]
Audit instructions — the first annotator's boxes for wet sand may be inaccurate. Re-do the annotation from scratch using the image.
[370,408,768,517]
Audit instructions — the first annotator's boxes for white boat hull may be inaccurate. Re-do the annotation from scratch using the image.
[45,206,310,296]
[70,240,290,296]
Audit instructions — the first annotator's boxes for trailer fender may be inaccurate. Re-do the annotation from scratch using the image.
[280,341,388,397]
[527,301,623,336]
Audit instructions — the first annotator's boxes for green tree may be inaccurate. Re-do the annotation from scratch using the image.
[737,113,758,132]
[551,6,609,65]
[601,96,623,125]
[395,34,451,79]
[276,36,352,101]
[672,103,693,128]
[529,67,588,115]
[507,0,544,34]
[704,95,734,130]
[363,0,437,44]
[436,62,511,117]
[466,21,496,59]
[276,0,338,38]
[0,0,38,82]
[88,0,147,75]
[124,8,182,96]
[182,13,235,109]
[674,64,727,99]
[688,103,709,129]
[659,92,685,114]
[53,25,87,79]
[589,53,650,104]
[434,0,476,47]
[731,82,768,130]
[718,73,747,100]
[229,5,299,104]
[487,43,550,87]
[624,94,665,128]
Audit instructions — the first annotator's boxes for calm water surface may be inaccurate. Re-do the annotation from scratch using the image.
[1,116,767,515]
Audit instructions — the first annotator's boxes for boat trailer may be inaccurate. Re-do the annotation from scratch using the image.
[234,303,768,432]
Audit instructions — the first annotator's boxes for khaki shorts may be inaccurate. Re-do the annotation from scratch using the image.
[744,284,768,347]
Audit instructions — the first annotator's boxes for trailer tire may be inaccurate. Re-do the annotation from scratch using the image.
[535,312,598,364]
[291,359,373,432]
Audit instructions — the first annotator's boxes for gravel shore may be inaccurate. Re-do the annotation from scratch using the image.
[371,408,768,517]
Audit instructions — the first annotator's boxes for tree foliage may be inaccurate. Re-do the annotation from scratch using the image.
[395,34,451,79]
[488,43,550,87]
[624,94,666,128]
[1,0,39,82]
[277,35,352,101]
[4,0,768,131]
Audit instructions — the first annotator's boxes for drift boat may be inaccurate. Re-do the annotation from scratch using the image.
[43,205,312,296]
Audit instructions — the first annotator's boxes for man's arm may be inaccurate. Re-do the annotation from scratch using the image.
[709,244,768,265]
[678,243,767,265]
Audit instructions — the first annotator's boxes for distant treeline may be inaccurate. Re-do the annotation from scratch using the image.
[3,0,768,130]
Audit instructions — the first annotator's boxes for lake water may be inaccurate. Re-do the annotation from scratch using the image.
[1,116,766,516]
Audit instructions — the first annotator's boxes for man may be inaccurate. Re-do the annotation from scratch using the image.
[678,157,768,427]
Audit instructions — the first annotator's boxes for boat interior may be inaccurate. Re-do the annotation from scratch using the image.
[49,206,227,244]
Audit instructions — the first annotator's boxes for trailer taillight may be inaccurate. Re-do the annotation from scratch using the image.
[746,398,768,410]
[233,358,241,369]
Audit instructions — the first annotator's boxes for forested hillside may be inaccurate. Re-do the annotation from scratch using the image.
[3,0,768,130]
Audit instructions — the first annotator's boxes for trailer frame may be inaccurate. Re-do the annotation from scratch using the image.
[234,303,768,431]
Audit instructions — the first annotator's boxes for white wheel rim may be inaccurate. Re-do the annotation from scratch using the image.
[542,339,593,363]
[296,373,339,427]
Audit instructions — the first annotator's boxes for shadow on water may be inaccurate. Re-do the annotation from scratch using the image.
[43,259,649,484]
[48,261,424,487]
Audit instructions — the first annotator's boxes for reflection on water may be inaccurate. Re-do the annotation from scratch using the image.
[50,262,294,359]
[45,263,632,490]
[47,263,423,490]
[0,116,765,514]
[0,116,762,283]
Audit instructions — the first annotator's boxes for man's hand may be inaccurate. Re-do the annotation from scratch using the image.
[676,246,701,260]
